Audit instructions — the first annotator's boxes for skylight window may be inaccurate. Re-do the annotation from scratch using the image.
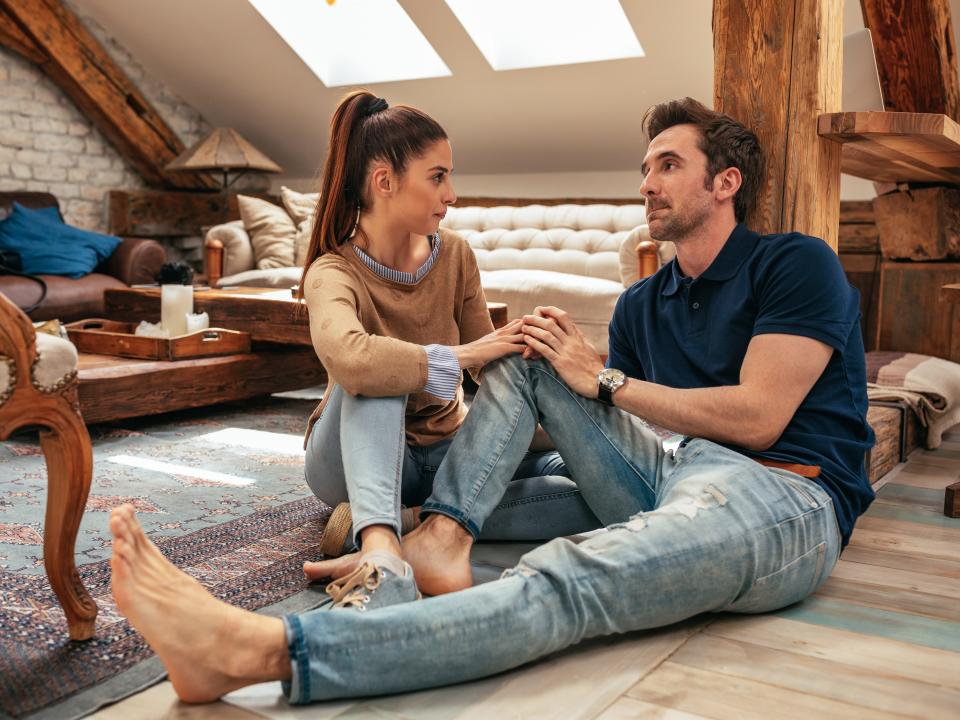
[444,0,644,71]
[248,0,450,87]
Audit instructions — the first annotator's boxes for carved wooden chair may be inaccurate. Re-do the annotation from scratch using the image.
[0,292,97,640]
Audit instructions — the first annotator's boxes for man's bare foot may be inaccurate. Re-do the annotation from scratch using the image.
[109,505,290,703]
[401,514,473,595]
[303,550,361,581]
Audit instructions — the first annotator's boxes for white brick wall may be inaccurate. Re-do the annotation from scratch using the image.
[0,1,210,235]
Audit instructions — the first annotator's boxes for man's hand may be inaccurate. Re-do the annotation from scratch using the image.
[521,306,605,397]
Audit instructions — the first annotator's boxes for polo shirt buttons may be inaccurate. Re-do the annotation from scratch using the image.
[692,302,701,310]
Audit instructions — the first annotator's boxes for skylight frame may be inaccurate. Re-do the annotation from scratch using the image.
[248,0,451,87]
[444,0,644,72]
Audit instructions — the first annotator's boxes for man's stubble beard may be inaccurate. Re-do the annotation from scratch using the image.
[647,199,712,245]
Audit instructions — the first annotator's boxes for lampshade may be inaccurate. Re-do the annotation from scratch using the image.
[165,128,282,175]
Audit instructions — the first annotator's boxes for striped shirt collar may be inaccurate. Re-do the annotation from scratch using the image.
[352,233,441,285]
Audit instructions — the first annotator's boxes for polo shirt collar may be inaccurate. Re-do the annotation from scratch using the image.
[660,223,759,296]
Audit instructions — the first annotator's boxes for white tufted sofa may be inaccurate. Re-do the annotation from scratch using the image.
[205,202,675,353]
[441,204,655,353]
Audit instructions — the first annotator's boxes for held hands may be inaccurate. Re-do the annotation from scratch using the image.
[521,306,605,398]
[452,319,525,368]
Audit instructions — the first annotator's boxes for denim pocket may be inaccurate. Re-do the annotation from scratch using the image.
[725,541,826,614]
[778,472,820,508]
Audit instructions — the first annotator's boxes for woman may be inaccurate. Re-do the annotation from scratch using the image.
[298,91,599,610]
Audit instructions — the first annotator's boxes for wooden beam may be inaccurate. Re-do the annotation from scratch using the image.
[107,189,276,237]
[713,0,843,251]
[0,8,45,62]
[860,0,960,122]
[0,0,216,190]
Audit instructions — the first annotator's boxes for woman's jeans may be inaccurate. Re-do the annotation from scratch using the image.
[304,383,603,546]
[285,357,842,702]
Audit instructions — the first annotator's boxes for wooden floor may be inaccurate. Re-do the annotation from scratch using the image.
[92,432,960,720]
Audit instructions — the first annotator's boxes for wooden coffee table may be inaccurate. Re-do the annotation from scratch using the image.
[85,287,506,424]
[104,287,509,344]
[77,345,326,424]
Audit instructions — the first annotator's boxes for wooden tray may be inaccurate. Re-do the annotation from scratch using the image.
[66,319,251,361]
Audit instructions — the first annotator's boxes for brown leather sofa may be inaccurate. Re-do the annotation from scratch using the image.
[0,191,165,322]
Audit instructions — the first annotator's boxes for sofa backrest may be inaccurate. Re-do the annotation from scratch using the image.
[441,204,646,284]
[0,192,63,222]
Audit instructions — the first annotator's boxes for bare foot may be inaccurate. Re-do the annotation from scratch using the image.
[303,550,361,581]
[401,514,473,595]
[109,505,290,703]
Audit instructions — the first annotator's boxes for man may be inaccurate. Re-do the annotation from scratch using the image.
[108,97,874,704]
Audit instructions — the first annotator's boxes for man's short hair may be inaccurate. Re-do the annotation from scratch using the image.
[643,97,763,224]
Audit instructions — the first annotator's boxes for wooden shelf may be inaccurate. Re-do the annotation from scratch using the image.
[818,111,960,184]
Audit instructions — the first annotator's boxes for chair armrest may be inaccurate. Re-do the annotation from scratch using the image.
[99,237,166,286]
[205,221,254,287]
[636,241,659,279]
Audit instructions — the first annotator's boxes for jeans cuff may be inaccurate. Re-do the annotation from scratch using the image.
[420,501,480,540]
[352,514,401,543]
[281,614,311,704]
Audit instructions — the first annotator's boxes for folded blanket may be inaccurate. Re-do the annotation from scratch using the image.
[866,351,960,449]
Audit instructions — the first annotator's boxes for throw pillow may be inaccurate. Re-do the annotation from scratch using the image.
[237,195,296,269]
[294,216,314,268]
[0,202,121,278]
[280,186,319,225]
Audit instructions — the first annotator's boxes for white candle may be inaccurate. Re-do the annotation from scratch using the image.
[185,311,209,334]
[160,284,193,337]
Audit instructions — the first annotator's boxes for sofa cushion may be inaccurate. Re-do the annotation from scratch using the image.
[217,266,303,289]
[0,202,121,278]
[238,195,296,269]
[207,220,256,277]
[442,204,646,287]
[0,354,11,403]
[33,331,77,392]
[480,269,623,354]
[281,186,319,224]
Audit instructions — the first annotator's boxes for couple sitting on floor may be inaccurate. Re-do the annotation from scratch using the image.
[108,91,875,704]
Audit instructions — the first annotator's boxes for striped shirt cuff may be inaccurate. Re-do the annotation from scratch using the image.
[424,344,462,401]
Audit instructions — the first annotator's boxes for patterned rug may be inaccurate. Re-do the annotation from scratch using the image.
[0,394,331,720]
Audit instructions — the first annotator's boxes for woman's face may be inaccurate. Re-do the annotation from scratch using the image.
[389,139,457,236]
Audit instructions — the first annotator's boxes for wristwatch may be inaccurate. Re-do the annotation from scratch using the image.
[597,368,626,405]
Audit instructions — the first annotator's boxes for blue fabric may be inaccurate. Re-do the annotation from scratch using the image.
[0,202,121,278]
[606,223,875,547]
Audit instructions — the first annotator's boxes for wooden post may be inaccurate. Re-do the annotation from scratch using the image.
[713,0,843,251]
[860,0,960,121]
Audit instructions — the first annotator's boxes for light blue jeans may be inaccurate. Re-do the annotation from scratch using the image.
[285,357,841,702]
[304,383,602,546]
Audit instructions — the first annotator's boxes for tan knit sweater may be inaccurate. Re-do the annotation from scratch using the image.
[304,228,494,446]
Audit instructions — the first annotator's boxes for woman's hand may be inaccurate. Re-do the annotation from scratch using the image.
[452,319,525,368]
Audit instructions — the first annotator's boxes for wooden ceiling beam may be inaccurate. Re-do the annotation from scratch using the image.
[0,0,216,190]
[860,0,960,122]
[0,8,45,62]
[714,0,843,251]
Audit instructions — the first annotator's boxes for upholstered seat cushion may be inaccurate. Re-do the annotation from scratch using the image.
[33,332,78,392]
[480,269,623,353]
[0,353,11,402]
[218,266,303,289]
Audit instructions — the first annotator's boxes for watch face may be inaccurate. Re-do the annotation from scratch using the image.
[599,368,626,389]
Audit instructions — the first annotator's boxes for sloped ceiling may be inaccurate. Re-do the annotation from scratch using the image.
[69,0,954,184]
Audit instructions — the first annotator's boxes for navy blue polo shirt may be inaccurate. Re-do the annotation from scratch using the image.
[608,224,875,546]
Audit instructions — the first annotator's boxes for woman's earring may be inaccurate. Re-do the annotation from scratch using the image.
[348,205,360,239]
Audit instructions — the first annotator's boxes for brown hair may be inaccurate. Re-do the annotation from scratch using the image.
[296,91,447,299]
[642,97,763,223]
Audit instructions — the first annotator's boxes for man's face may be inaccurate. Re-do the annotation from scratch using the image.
[639,124,716,243]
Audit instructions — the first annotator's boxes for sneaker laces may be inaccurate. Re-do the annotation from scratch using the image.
[325,562,382,610]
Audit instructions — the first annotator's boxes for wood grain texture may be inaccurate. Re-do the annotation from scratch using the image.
[945,481,960,517]
[860,0,960,120]
[818,111,960,183]
[875,261,960,359]
[0,293,96,640]
[76,346,326,424]
[874,187,960,260]
[66,319,251,361]
[0,6,44,61]
[107,190,277,237]
[714,0,842,249]
[0,0,215,190]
